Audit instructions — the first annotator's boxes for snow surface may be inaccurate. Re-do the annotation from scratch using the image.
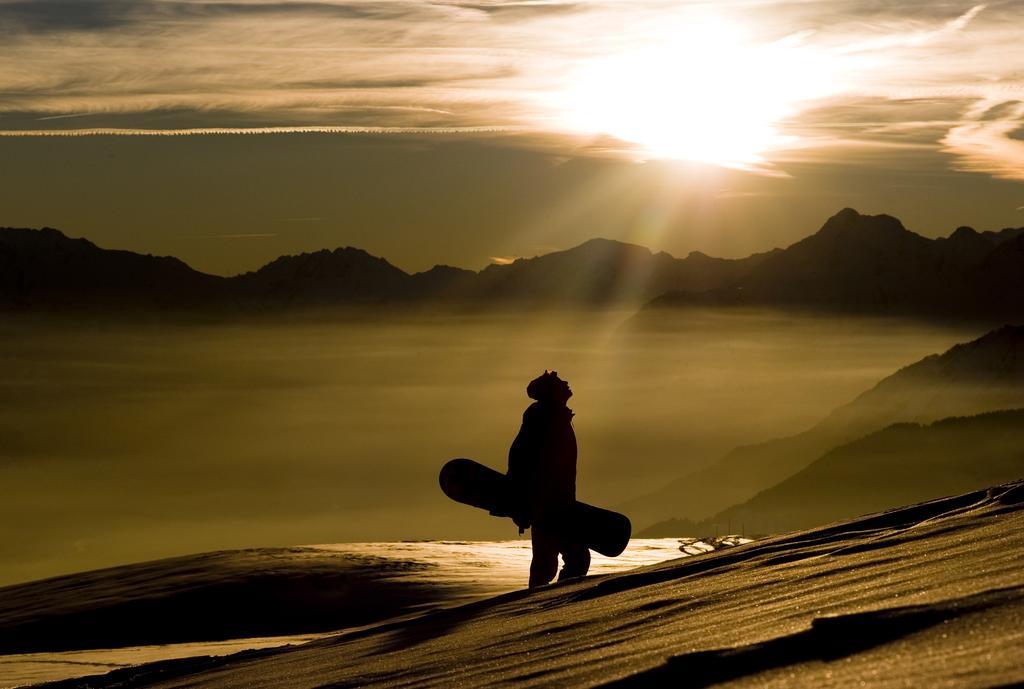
[0,539,689,687]
[0,635,326,689]
[28,481,1024,689]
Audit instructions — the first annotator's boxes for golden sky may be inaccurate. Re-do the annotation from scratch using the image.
[1,0,1022,274]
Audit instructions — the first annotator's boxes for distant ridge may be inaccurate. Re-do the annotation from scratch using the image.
[646,208,1024,319]
[640,408,1024,537]
[2,208,1023,316]
[0,227,227,311]
[232,246,412,306]
[622,324,1024,528]
[0,227,768,312]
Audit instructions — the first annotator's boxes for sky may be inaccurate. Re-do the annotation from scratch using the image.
[1,0,1023,275]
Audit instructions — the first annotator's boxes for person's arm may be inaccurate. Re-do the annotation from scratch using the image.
[506,408,540,531]
[568,422,578,502]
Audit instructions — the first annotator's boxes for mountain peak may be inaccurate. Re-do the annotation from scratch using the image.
[817,208,909,237]
[569,237,652,255]
[950,226,979,239]
[830,207,862,222]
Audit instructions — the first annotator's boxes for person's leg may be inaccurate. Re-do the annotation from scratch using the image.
[558,541,591,581]
[529,524,560,588]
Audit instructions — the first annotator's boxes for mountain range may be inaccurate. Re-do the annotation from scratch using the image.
[640,408,1024,537]
[0,227,768,313]
[627,324,1024,532]
[3,208,1023,317]
[646,208,1024,318]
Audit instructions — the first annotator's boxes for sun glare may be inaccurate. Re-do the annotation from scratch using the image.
[552,17,844,169]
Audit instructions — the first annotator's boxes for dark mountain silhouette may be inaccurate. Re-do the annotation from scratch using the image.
[968,233,1024,316]
[622,325,1024,529]
[3,208,1022,315]
[647,208,1024,318]
[468,238,776,304]
[408,264,478,299]
[0,227,227,311]
[228,237,775,307]
[231,247,412,306]
[640,408,1024,537]
[0,228,769,312]
[223,248,482,307]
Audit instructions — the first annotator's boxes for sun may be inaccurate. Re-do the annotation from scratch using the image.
[550,16,842,170]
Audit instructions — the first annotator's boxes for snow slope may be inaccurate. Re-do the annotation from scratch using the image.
[41,480,1024,689]
[0,540,685,657]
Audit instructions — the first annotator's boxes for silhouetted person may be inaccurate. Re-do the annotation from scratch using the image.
[507,370,590,587]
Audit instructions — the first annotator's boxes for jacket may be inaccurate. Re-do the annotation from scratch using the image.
[506,401,577,526]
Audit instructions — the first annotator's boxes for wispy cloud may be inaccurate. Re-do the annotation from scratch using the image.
[201,233,278,239]
[0,1,437,34]
[451,2,584,21]
[943,100,1024,180]
[34,112,98,121]
[1,0,1022,179]
[836,4,986,53]
[0,125,524,137]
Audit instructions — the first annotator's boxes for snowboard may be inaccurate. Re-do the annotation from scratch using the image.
[439,458,631,557]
